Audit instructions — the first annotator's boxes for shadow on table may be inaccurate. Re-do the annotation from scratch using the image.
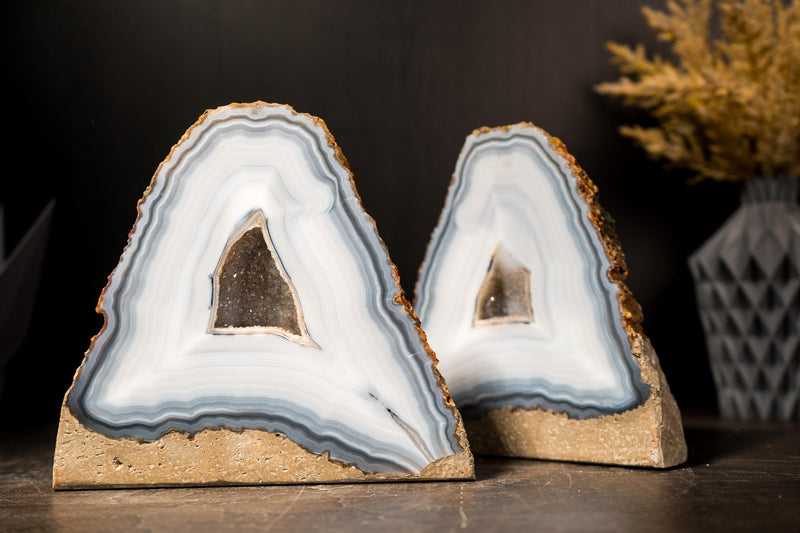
[682,420,796,467]
[472,455,520,481]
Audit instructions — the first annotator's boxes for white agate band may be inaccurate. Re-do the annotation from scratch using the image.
[415,124,650,420]
[67,103,464,474]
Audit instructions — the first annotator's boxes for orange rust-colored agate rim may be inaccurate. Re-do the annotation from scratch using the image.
[64,102,466,448]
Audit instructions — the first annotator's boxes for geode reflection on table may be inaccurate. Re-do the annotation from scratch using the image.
[415,124,687,468]
[53,103,473,489]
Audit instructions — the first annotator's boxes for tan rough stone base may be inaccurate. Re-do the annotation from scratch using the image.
[53,407,474,489]
[465,334,687,468]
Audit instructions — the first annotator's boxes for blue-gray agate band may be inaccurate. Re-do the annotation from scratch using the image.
[65,103,465,475]
[415,124,650,421]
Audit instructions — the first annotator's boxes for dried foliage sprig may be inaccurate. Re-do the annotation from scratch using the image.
[597,0,800,182]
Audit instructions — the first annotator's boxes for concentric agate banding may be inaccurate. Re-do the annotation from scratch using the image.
[415,123,650,420]
[66,103,464,475]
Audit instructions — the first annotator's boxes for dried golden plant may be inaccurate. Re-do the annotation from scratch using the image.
[597,0,800,182]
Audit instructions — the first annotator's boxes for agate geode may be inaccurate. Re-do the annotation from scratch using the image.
[415,124,687,468]
[53,103,472,488]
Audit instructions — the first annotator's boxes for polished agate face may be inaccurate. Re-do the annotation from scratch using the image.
[67,104,464,474]
[415,125,649,419]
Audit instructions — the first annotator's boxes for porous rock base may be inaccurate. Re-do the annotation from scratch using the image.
[465,334,687,468]
[53,408,474,489]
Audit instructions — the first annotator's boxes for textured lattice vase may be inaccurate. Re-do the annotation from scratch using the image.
[689,177,800,420]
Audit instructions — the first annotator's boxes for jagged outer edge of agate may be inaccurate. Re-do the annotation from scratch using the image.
[415,123,651,420]
[63,102,467,474]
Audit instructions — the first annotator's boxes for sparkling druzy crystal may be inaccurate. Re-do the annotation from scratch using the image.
[209,210,313,344]
[415,124,686,468]
[53,103,472,489]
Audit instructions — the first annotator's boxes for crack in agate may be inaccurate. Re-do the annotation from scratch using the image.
[474,244,534,326]
[66,104,463,474]
[415,125,650,420]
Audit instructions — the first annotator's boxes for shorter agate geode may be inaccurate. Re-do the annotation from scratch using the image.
[415,124,687,468]
[53,103,472,489]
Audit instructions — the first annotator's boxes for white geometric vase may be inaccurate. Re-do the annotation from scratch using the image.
[689,177,800,420]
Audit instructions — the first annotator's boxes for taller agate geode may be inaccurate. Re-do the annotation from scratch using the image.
[53,103,472,489]
[415,124,687,468]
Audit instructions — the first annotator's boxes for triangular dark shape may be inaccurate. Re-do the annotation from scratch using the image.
[777,368,792,396]
[764,342,781,366]
[717,259,736,282]
[755,370,770,392]
[693,262,710,282]
[740,342,757,364]
[779,336,800,365]
[747,397,760,419]
[719,342,734,364]
[211,211,308,342]
[732,287,750,309]
[710,289,725,310]
[768,398,781,420]
[725,315,741,335]
[786,397,799,420]
[728,392,747,418]
[744,256,766,282]
[710,364,728,388]
[216,227,296,331]
[775,255,799,283]
[474,245,534,326]
[755,392,777,419]
[748,314,767,337]
[733,369,747,390]
[701,312,717,334]
[757,285,781,311]
[776,314,793,340]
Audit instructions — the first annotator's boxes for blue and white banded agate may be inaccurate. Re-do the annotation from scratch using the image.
[66,103,465,476]
[415,124,650,421]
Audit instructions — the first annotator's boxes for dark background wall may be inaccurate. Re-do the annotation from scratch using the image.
[1,0,740,425]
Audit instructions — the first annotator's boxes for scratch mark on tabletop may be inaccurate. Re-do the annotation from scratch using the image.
[459,485,468,529]
[266,485,305,531]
